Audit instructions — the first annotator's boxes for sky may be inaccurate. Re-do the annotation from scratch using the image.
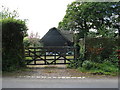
[1,0,75,38]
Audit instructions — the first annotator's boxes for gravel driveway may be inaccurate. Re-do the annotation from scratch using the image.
[3,65,118,79]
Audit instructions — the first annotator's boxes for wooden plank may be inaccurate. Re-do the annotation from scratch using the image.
[25,46,76,65]
[25,51,45,53]
[25,46,76,49]
[26,63,71,65]
[25,59,74,61]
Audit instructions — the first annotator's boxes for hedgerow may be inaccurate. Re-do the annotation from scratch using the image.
[68,38,119,75]
[2,18,28,71]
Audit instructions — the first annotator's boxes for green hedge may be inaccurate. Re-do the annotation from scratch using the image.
[2,18,28,71]
[84,38,118,63]
[68,37,119,75]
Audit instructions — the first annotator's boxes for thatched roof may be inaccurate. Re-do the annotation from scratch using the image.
[40,27,74,46]
[60,30,74,42]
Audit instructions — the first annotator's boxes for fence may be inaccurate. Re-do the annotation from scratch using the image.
[25,46,77,65]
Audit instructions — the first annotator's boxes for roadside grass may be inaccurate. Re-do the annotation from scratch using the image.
[78,67,118,76]
[67,58,119,76]
[77,62,119,76]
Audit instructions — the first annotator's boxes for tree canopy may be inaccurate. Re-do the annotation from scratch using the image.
[0,6,19,19]
[58,2,120,38]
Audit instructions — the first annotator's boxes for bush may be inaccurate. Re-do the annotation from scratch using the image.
[99,61,118,73]
[68,37,119,75]
[23,37,31,47]
[23,32,42,47]
[2,18,28,71]
[85,38,118,63]
[80,60,118,75]
[67,55,85,69]
[82,60,98,70]
[67,60,77,69]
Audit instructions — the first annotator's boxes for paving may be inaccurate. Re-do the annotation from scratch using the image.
[2,77,118,88]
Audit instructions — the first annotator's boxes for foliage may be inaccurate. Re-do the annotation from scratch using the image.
[59,2,120,74]
[67,53,85,69]
[23,37,31,47]
[23,32,42,47]
[68,37,119,75]
[85,38,118,63]
[0,6,19,19]
[2,14,28,71]
[79,60,118,75]
[58,2,120,37]
[87,25,118,38]
[82,61,97,70]
[67,60,79,69]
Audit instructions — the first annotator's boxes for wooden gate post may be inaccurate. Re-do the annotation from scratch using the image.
[74,47,78,68]
[54,51,56,64]
[74,47,77,60]
[44,48,47,65]
[34,48,36,64]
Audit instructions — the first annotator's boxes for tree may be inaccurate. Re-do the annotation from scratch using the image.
[24,32,42,47]
[1,6,19,19]
[58,2,120,38]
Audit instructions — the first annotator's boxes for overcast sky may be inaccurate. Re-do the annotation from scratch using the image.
[1,0,75,38]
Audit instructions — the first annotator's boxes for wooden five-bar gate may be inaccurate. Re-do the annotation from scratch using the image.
[25,46,77,65]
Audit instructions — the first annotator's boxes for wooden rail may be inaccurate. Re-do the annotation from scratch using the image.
[25,46,77,65]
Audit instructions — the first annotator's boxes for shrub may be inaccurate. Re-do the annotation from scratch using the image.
[67,37,119,75]
[2,18,28,71]
[23,32,42,47]
[67,55,85,69]
[67,60,77,69]
[99,61,118,73]
[23,37,31,47]
[82,60,98,70]
[80,60,118,75]
[84,38,118,63]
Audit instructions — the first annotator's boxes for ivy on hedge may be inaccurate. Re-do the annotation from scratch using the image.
[2,18,28,71]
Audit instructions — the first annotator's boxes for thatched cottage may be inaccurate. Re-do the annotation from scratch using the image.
[40,27,74,46]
